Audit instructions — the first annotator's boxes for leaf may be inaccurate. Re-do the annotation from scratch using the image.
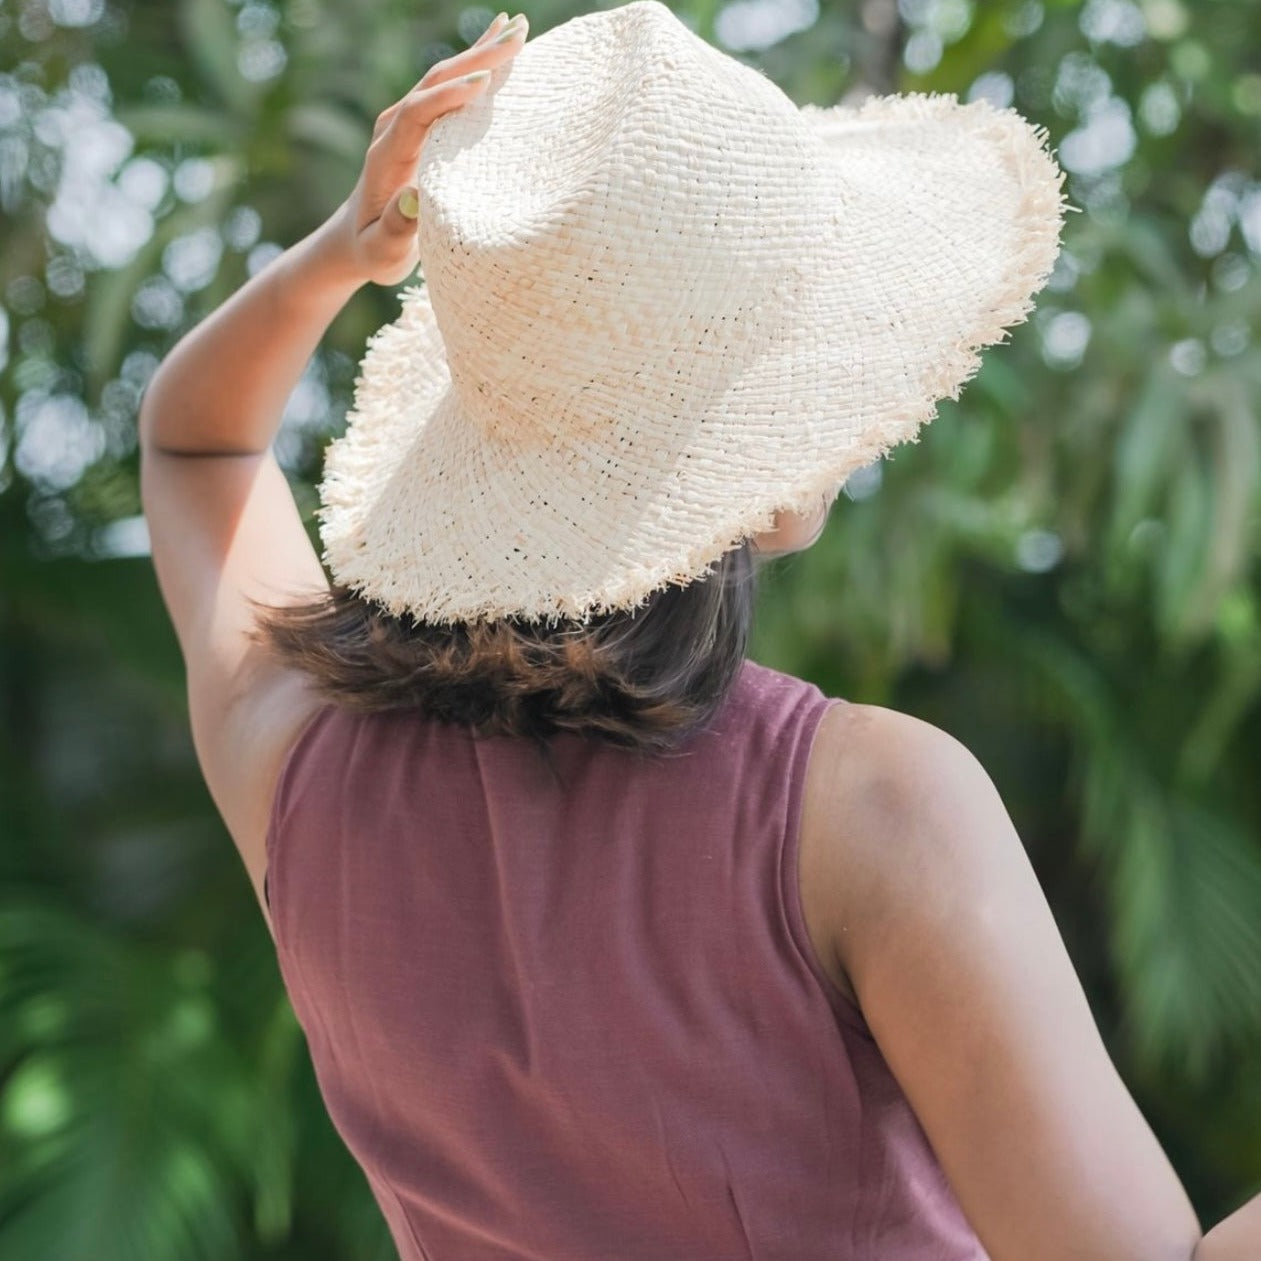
[0,899,276,1261]
[1106,362,1187,560]
[82,172,241,393]
[284,102,370,165]
[1177,635,1261,786]
[972,353,1034,419]
[177,0,256,115]
[114,103,240,147]
[1113,801,1261,1078]
[1156,439,1214,644]
[1194,374,1261,611]
[1112,215,1190,296]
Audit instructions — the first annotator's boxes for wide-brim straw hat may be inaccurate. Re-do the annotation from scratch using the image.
[317,0,1067,627]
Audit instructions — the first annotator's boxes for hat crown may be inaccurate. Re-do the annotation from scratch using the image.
[320,0,1066,626]
[415,0,819,450]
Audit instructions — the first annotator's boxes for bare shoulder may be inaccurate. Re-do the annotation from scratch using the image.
[798,699,1202,1261]
[798,699,1005,1010]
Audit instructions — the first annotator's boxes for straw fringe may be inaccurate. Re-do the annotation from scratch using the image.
[553,95,1070,628]
[315,8,1069,628]
[814,91,1069,470]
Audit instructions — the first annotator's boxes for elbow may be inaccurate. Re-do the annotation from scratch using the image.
[1189,1188,1261,1261]
[1191,1220,1241,1261]
[136,343,184,449]
[136,373,164,450]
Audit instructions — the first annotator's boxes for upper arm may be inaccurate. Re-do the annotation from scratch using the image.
[139,433,330,928]
[810,703,1201,1261]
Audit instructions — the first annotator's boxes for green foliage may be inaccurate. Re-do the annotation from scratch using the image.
[3,0,1261,1255]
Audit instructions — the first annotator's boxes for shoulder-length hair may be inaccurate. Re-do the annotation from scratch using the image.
[247,541,763,755]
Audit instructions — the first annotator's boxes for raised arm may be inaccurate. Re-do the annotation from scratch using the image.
[802,701,1258,1261]
[137,11,529,930]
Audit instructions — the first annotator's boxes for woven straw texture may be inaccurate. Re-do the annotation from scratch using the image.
[317,0,1067,626]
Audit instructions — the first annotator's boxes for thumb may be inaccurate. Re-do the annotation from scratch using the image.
[379,186,421,237]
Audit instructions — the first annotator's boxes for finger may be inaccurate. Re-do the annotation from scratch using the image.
[457,23,526,74]
[371,14,524,140]
[370,65,497,173]
[419,12,528,90]
[355,73,490,223]
[400,13,519,110]
[369,72,486,154]
[473,11,511,46]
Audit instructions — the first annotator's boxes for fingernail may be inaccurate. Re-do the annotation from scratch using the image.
[398,188,419,220]
[494,14,527,41]
[458,68,492,85]
[491,10,508,27]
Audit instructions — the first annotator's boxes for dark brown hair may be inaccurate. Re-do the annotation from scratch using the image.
[248,541,763,756]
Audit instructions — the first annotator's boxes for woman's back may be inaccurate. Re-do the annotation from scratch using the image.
[266,657,987,1260]
[135,5,1236,1254]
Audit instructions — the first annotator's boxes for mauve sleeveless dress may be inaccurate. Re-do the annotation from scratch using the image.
[265,657,989,1260]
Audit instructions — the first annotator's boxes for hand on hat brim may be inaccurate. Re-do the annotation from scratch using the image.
[327,11,530,288]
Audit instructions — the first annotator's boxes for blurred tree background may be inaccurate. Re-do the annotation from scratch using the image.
[2,0,1260,1255]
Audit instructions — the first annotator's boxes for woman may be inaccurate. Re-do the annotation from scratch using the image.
[138,3,1258,1258]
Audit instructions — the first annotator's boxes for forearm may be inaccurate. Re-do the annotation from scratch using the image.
[138,202,364,455]
[1194,1190,1261,1261]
